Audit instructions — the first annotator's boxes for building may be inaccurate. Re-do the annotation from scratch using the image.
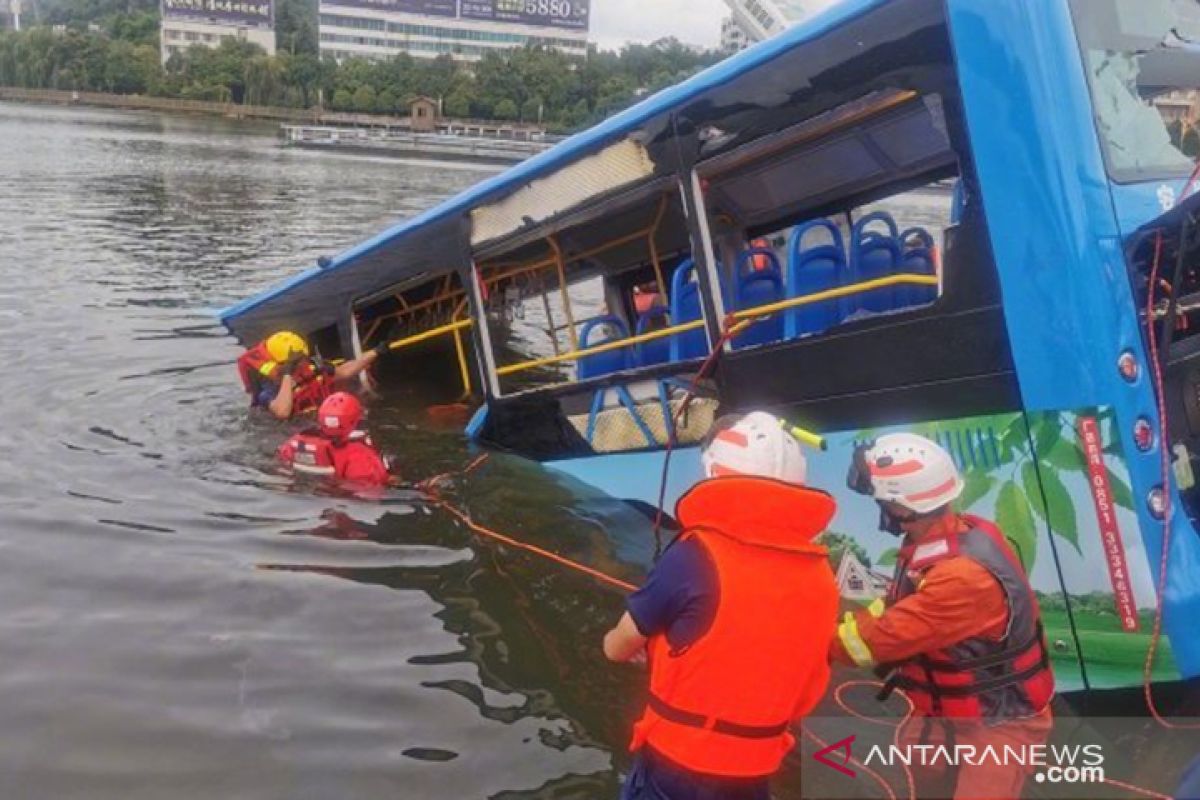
[160,0,276,64]
[720,15,750,54]
[410,95,438,131]
[318,0,590,63]
[1,0,20,31]
[721,0,810,45]
[834,550,890,602]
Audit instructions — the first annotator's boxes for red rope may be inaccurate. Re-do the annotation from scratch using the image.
[1143,230,1200,730]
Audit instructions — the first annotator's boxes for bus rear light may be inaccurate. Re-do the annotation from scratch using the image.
[1147,487,1167,520]
[1118,351,1140,383]
[1134,417,1155,452]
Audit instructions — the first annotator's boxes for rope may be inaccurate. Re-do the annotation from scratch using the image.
[652,316,753,559]
[1143,230,1200,730]
[432,499,637,593]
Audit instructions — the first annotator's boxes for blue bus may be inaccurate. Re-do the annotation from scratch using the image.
[221,0,1200,703]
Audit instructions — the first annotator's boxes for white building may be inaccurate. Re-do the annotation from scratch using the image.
[720,15,750,54]
[834,550,890,602]
[160,0,276,64]
[2,0,20,31]
[318,0,590,63]
[722,0,810,44]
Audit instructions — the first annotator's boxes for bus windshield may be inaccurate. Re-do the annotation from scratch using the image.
[1070,0,1200,182]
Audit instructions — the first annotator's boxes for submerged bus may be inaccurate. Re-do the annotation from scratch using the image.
[221,0,1200,705]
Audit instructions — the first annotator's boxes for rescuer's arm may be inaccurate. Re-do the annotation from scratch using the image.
[831,558,1007,668]
[267,374,297,420]
[334,343,388,382]
[604,612,649,662]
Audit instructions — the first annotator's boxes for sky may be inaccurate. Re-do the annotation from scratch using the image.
[590,0,844,51]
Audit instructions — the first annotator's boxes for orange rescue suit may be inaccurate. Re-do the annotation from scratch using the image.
[630,476,840,778]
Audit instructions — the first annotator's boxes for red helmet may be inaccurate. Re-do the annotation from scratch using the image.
[318,392,362,439]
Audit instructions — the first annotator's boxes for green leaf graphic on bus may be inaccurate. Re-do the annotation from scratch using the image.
[899,410,1135,573]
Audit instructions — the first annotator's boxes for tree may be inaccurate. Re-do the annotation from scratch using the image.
[376,88,399,115]
[820,532,871,569]
[1183,126,1200,159]
[331,87,354,111]
[493,97,518,120]
[443,88,473,119]
[352,84,376,113]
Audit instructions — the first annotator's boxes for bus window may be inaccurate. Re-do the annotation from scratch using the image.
[1070,0,1200,182]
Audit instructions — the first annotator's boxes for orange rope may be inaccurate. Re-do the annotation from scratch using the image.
[433,499,636,593]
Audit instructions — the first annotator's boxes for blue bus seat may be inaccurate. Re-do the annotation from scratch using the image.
[577,315,632,379]
[669,259,711,362]
[899,226,938,307]
[733,247,785,348]
[850,211,901,314]
[786,219,848,339]
[635,306,672,367]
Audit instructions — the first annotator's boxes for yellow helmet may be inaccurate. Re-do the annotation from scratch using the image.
[265,331,309,363]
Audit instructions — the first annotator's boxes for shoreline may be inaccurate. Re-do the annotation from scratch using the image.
[0,86,418,128]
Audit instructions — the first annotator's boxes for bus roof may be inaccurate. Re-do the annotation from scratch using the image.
[218,0,895,344]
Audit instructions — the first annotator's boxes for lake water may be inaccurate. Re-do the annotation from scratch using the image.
[0,100,656,799]
[0,100,1191,800]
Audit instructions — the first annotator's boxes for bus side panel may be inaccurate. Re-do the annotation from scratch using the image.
[1022,409,1177,690]
[948,0,1200,679]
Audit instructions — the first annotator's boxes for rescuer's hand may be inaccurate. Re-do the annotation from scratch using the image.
[371,341,391,358]
[281,353,305,377]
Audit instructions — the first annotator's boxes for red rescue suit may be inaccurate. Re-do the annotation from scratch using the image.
[277,429,391,487]
[237,341,334,415]
[882,516,1054,719]
[630,476,840,778]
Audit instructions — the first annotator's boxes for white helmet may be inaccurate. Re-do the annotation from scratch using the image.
[851,433,963,514]
[701,411,808,485]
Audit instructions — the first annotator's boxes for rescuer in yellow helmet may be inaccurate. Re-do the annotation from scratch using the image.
[236,330,387,420]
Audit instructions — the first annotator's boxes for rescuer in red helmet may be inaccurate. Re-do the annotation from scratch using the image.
[832,432,1055,800]
[602,411,839,800]
[277,392,392,488]
[236,330,388,421]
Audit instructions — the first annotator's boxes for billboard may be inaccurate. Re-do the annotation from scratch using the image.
[162,0,273,25]
[319,0,456,15]
[460,0,590,31]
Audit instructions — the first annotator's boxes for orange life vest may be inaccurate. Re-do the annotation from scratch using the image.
[885,515,1055,719]
[236,341,334,415]
[630,476,840,778]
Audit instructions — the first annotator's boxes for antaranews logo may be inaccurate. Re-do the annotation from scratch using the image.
[812,735,1106,787]
[813,735,857,778]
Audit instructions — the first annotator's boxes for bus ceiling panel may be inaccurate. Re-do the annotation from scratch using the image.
[222,213,467,347]
[705,97,955,230]
[472,177,679,264]
[708,137,886,227]
[470,138,656,251]
[657,0,951,168]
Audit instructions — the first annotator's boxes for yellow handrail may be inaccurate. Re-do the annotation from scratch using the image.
[497,319,707,376]
[497,273,938,378]
[731,273,938,321]
[451,323,472,397]
[386,318,474,353]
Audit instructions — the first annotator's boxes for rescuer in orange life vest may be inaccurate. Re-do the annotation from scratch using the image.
[602,411,840,800]
[832,433,1055,800]
[277,392,392,488]
[236,331,387,420]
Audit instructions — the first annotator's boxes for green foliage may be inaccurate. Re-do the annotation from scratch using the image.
[996,479,1038,572]
[877,547,899,567]
[0,27,720,130]
[1021,459,1079,553]
[820,532,871,569]
[275,0,318,56]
